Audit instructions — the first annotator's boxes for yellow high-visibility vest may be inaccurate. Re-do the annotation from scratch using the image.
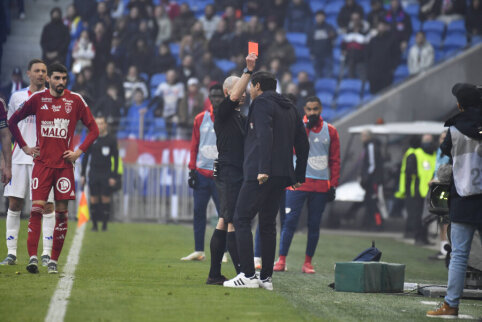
[394,148,415,199]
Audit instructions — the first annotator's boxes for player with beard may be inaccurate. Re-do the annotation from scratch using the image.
[8,63,99,274]
[1,59,56,267]
[273,96,340,274]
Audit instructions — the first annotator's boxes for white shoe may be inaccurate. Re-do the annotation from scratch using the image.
[223,273,259,288]
[254,257,262,270]
[222,252,228,263]
[180,251,205,261]
[258,276,273,291]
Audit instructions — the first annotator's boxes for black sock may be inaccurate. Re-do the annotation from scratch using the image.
[101,202,110,230]
[209,229,227,278]
[227,231,241,274]
[91,203,99,229]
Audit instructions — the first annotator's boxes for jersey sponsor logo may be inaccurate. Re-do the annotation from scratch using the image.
[56,177,71,194]
[199,145,218,160]
[41,104,49,110]
[41,118,70,139]
[41,97,52,102]
[308,155,328,171]
[52,105,61,112]
[65,104,72,114]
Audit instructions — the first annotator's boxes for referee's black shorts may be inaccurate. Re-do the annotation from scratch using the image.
[215,165,243,224]
[88,173,113,196]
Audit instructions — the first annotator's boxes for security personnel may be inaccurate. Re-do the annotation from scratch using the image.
[405,134,436,245]
[427,83,482,318]
[183,92,220,261]
[223,71,309,290]
[273,96,340,274]
[206,54,257,285]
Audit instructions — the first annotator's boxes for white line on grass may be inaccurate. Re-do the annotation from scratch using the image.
[45,224,87,322]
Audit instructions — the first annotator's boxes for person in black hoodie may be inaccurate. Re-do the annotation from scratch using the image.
[426,83,482,318]
[223,71,309,290]
[40,7,70,66]
[308,10,336,78]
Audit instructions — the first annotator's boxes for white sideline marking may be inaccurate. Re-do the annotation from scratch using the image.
[45,224,86,322]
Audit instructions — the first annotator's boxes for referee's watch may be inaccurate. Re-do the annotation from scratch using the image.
[243,68,253,75]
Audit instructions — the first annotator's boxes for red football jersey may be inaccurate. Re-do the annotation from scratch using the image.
[8,88,99,168]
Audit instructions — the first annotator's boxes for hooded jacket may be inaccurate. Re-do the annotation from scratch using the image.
[441,106,482,224]
[243,91,309,187]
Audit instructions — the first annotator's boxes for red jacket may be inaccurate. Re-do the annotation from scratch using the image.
[188,105,215,178]
[288,115,340,192]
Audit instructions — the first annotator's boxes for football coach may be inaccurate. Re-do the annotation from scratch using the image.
[224,71,309,290]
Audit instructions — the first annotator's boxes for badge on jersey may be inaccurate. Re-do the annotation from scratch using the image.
[102,146,110,156]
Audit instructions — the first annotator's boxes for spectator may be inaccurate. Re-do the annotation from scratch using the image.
[127,0,151,19]
[285,0,313,33]
[308,10,337,78]
[338,0,365,31]
[342,12,370,79]
[178,78,205,132]
[385,0,412,52]
[40,7,70,65]
[422,0,466,24]
[245,0,267,16]
[267,0,288,28]
[264,29,296,67]
[98,61,125,102]
[268,58,287,81]
[209,19,232,59]
[465,0,482,40]
[89,1,112,33]
[296,71,316,110]
[160,0,180,20]
[63,4,83,42]
[80,66,98,100]
[195,52,225,83]
[245,16,262,46]
[154,5,172,45]
[154,69,185,126]
[367,0,387,32]
[126,7,141,43]
[260,17,279,52]
[113,17,130,48]
[94,84,123,132]
[72,30,95,74]
[180,23,207,59]
[230,20,248,59]
[126,88,150,138]
[407,31,435,75]
[280,71,294,93]
[0,67,27,103]
[366,21,400,93]
[172,3,197,41]
[109,35,127,73]
[222,4,239,32]
[199,4,221,40]
[74,0,96,22]
[178,55,197,85]
[126,38,153,75]
[123,65,149,105]
[285,82,305,112]
[110,0,125,20]
[152,43,177,74]
[92,22,112,77]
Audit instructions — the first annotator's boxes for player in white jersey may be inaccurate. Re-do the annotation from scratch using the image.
[1,59,55,267]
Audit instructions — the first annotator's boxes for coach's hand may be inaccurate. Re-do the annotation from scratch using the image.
[291,182,302,189]
[63,149,82,163]
[22,146,40,158]
[257,173,269,185]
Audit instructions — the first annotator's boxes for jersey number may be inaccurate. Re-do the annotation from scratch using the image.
[471,168,481,186]
[32,178,38,190]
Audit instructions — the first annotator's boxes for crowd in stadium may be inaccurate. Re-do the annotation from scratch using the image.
[1,0,482,140]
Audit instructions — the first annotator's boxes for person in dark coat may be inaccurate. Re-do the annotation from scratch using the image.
[223,71,309,290]
[264,29,296,67]
[337,0,364,31]
[40,7,70,66]
[151,43,177,74]
[384,0,412,52]
[427,83,482,318]
[365,21,400,94]
[208,19,232,60]
[308,10,336,78]
[466,0,482,40]
[284,0,312,33]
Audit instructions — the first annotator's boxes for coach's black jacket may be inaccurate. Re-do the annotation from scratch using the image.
[243,90,309,187]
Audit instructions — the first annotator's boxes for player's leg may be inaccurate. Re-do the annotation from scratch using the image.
[207,217,227,284]
[303,192,328,274]
[222,168,242,275]
[88,175,101,231]
[41,187,55,266]
[274,190,306,271]
[100,195,111,231]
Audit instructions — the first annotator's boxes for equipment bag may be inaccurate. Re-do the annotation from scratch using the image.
[353,241,382,262]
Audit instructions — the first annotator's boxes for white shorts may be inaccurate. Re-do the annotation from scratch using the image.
[3,163,54,202]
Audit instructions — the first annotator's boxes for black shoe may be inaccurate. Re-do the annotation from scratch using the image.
[26,257,39,274]
[92,226,98,232]
[206,275,227,285]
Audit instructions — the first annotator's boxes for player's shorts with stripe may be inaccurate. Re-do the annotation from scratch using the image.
[4,163,54,202]
[31,163,76,201]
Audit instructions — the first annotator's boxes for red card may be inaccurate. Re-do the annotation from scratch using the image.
[248,42,258,56]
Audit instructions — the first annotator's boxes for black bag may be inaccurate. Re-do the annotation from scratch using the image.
[353,241,382,262]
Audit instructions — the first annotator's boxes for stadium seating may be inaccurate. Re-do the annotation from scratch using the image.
[338,78,363,95]
[426,31,443,49]
[294,46,311,61]
[310,1,324,12]
[286,32,307,46]
[215,59,236,74]
[336,93,361,110]
[146,117,168,141]
[404,4,419,17]
[411,17,422,32]
[422,20,445,34]
[150,73,166,97]
[315,78,338,94]
[318,92,334,108]
[324,1,344,16]
[394,65,409,83]
[443,34,467,51]
[446,19,466,38]
[291,61,316,79]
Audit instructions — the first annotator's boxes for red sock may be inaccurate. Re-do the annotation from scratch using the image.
[27,204,44,257]
[304,255,312,264]
[51,211,68,261]
[279,255,286,263]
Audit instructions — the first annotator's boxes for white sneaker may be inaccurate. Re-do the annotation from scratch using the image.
[254,257,262,270]
[222,252,228,263]
[258,276,273,291]
[180,251,205,261]
[223,273,259,288]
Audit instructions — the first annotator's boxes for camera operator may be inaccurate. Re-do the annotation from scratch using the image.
[427,83,482,318]
[206,53,257,285]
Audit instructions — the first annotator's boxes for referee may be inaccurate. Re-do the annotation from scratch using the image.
[206,53,257,285]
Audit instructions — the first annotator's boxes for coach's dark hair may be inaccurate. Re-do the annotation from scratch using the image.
[251,71,277,92]
[48,63,68,76]
[209,83,223,92]
[28,59,46,71]
[306,96,322,106]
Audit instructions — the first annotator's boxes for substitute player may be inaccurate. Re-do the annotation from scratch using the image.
[8,63,99,274]
[1,59,56,267]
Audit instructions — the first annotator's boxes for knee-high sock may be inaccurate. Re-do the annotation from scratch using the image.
[6,209,21,256]
[42,211,55,256]
[208,229,227,278]
[101,202,110,229]
[51,211,68,261]
[90,203,99,228]
[27,204,44,257]
[227,231,241,274]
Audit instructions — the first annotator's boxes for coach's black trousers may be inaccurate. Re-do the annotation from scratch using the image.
[234,177,287,280]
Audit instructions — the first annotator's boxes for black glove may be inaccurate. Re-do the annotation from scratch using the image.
[188,169,197,188]
[327,187,336,202]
